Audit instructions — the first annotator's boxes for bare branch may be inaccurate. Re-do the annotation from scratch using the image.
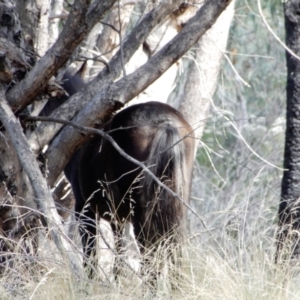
[6,0,117,113]
[45,0,233,186]
[27,0,182,153]
[100,21,120,33]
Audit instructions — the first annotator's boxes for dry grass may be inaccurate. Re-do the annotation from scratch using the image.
[0,187,297,300]
[1,230,300,300]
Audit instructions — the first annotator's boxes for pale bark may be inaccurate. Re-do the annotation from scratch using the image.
[48,0,64,47]
[88,3,135,76]
[35,0,51,56]
[177,0,235,148]
[45,0,234,186]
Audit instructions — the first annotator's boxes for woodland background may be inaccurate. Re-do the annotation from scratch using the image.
[0,0,298,299]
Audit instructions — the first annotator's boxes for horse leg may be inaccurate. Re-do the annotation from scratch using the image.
[65,152,98,276]
[78,207,98,277]
[111,222,123,280]
[122,222,141,273]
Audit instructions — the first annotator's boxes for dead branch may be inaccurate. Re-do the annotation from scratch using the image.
[27,0,182,154]
[44,0,233,186]
[0,85,82,279]
[6,0,117,113]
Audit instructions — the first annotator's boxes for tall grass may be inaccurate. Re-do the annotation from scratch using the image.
[1,228,300,299]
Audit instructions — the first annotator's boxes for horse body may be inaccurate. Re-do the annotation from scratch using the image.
[49,70,195,277]
[68,102,195,253]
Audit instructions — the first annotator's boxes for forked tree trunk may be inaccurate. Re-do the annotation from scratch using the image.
[277,0,300,262]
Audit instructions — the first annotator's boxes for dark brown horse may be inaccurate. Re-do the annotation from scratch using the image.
[48,71,195,279]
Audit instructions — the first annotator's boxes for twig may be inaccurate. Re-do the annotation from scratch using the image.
[257,0,300,61]
[100,21,120,33]
[77,55,110,71]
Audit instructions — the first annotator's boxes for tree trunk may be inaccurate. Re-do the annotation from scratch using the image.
[48,0,64,47]
[177,0,235,148]
[0,87,83,277]
[277,0,300,262]
[0,0,83,277]
[35,0,50,56]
